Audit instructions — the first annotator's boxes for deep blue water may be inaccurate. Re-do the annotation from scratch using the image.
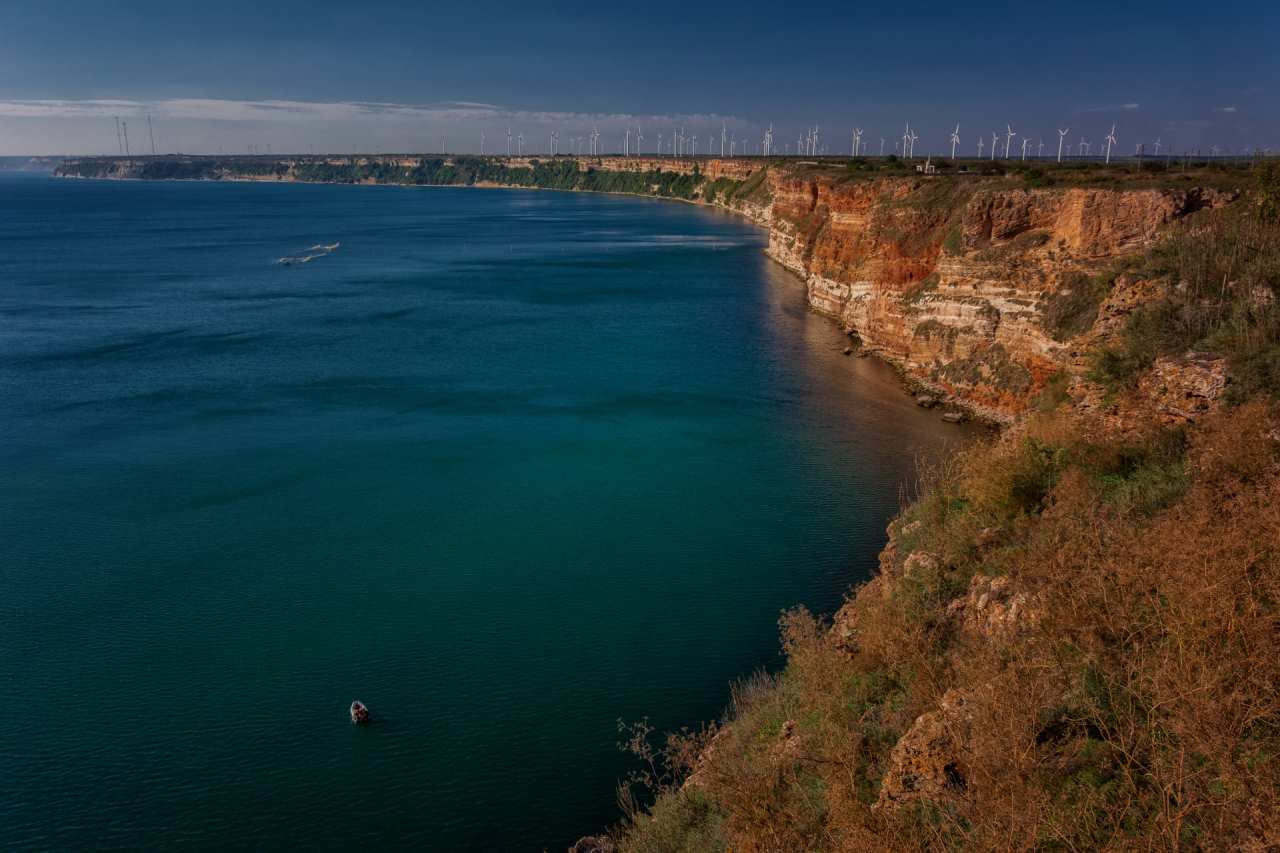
[0,173,979,851]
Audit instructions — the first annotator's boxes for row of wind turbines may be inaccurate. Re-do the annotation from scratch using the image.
[443,120,1255,164]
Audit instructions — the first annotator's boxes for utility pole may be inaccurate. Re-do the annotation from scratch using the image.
[148,116,156,155]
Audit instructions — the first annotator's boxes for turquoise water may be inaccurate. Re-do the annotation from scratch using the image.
[0,174,978,851]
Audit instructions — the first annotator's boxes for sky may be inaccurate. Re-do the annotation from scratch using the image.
[1,0,1277,158]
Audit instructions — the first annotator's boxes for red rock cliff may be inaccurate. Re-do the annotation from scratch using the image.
[749,173,1233,420]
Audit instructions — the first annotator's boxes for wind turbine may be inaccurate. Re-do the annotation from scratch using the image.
[1057,128,1069,162]
[518,133,524,156]
[480,132,484,155]
[148,115,155,156]
[977,137,985,158]
[908,127,917,158]
[1104,124,1117,164]
[692,134,697,156]
[1021,137,1031,160]
[115,116,123,155]
[1153,138,1162,156]
[902,124,910,158]
[991,132,999,161]
[507,127,512,156]
[637,126,643,155]
[950,125,960,159]
[1005,125,1017,161]
[722,123,727,156]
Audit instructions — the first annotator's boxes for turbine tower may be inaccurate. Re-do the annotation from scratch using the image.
[977,137,985,158]
[991,132,998,161]
[1005,125,1017,161]
[1057,128,1069,162]
[507,127,512,156]
[637,126,643,155]
[950,124,960,159]
[1104,124,1117,164]
[480,132,484,155]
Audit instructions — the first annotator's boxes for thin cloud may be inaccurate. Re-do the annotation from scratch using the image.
[1077,103,1139,113]
[1213,107,1237,114]
[0,98,752,131]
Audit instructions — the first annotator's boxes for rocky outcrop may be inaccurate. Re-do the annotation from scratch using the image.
[875,688,974,811]
[1139,353,1229,423]
[946,574,1040,640]
[757,175,1237,419]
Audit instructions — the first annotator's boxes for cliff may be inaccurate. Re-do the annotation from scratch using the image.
[748,173,1237,421]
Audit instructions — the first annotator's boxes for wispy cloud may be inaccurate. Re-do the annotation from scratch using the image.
[0,97,749,129]
[1077,103,1140,113]
[1213,106,1237,114]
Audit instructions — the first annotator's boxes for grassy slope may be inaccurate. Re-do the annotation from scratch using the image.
[610,168,1280,853]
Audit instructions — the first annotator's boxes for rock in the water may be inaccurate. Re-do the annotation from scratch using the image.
[916,395,935,407]
[843,347,854,355]
[942,412,964,423]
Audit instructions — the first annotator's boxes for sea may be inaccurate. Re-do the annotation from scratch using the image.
[0,172,981,851]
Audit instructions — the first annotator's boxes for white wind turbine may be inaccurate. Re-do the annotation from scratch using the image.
[518,133,524,155]
[1104,124,1117,164]
[950,124,960,158]
[480,132,484,155]
[657,132,662,157]
[692,134,697,156]
[977,137,985,158]
[1021,137,1030,160]
[1057,128,1069,162]
[507,127,512,156]
[637,126,643,155]
[722,123,727,156]
[908,127,917,158]
[991,132,999,161]
[624,128,630,156]
[1153,138,1162,155]
[1005,125,1017,161]
[902,124,910,158]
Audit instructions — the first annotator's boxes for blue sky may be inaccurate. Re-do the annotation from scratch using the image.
[1,0,1276,156]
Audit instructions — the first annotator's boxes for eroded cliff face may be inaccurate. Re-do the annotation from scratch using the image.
[754,174,1234,419]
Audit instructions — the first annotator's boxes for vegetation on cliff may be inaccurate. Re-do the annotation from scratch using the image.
[607,167,1280,853]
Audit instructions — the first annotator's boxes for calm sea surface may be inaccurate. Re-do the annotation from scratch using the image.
[0,173,980,851]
